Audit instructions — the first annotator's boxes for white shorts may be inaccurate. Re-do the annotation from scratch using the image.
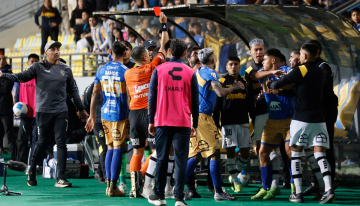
[221,124,252,149]
[253,113,269,142]
[289,120,330,149]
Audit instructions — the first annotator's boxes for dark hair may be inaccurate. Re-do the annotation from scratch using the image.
[128,32,137,38]
[112,41,127,57]
[351,8,360,15]
[291,49,300,55]
[280,54,286,64]
[97,62,106,69]
[188,31,195,37]
[131,46,147,62]
[82,10,89,16]
[164,40,172,53]
[170,39,187,58]
[341,11,352,19]
[42,0,53,13]
[122,40,133,51]
[264,48,283,61]
[305,40,322,55]
[89,16,98,22]
[186,45,201,59]
[76,0,87,10]
[301,43,318,59]
[226,56,240,64]
[191,22,201,28]
[140,29,152,39]
[28,53,39,61]
[152,47,160,59]
[112,27,124,43]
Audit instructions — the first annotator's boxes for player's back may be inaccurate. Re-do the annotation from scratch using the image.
[95,61,129,122]
[154,62,195,127]
[197,66,218,116]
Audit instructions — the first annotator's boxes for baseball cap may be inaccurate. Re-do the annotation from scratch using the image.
[44,40,62,52]
[143,40,157,50]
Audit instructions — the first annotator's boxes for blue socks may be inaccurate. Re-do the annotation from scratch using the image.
[287,159,294,183]
[185,158,198,180]
[260,164,273,190]
[210,160,223,193]
[110,149,123,189]
[105,149,113,179]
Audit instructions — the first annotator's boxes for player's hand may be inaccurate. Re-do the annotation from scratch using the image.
[50,22,57,27]
[85,117,95,132]
[193,62,201,70]
[0,70,2,77]
[257,90,264,100]
[191,127,197,137]
[267,89,279,95]
[233,81,245,90]
[148,124,155,136]
[38,25,41,29]
[159,12,167,24]
[78,110,89,122]
[13,114,20,119]
[272,70,285,76]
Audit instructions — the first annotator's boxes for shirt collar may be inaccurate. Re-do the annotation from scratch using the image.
[169,57,183,63]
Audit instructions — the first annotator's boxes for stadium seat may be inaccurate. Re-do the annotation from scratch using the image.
[334,74,360,137]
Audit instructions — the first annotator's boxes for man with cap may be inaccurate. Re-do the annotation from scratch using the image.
[0,40,89,188]
[143,39,157,62]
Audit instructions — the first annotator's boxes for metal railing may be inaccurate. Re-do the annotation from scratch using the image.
[0,0,41,32]
[8,52,110,76]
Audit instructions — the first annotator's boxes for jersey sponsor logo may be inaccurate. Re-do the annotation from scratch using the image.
[134,82,150,94]
[198,140,210,152]
[107,100,116,106]
[168,67,182,80]
[225,137,233,146]
[99,130,104,138]
[164,86,183,92]
[270,101,281,111]
[226,93,246,100]
[106,65,118,70]
[147,137,155,145]
[44,69,50,73]
[130,138,140,145]
[41,12,56,18]
[104,108,109,114]
[134,93,148,99]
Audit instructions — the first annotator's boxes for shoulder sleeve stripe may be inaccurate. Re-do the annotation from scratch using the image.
[219,77,226,83]
[245,66,253,74]
[298,65,308,77]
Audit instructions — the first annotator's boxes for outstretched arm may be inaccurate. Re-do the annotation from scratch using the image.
[211,80,244,98]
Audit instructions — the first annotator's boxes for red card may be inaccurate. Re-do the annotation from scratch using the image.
[154,7,161,16]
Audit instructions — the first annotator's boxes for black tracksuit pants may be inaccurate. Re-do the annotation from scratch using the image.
[17,117,37,164]
[30,112,68,179]
[41,28,58,54]
[0,114,17,160]
[93,123,107,177]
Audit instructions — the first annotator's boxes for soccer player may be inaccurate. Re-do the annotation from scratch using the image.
[250,49,294,200]
[0,41,88,187]
[124,12,169,198]
[302,40,339,197]
[289,49,300,68]
[268,43,336,203]
[244,38,268,157]
[85,41,129,197]
[121,40,136,69]
[213,56,255,193]
[147,38,199,206]
[186,48,243,201]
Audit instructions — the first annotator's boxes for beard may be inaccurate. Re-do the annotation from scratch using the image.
[190,59,199,67]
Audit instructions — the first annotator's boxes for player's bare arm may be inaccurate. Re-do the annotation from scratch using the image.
[85,83,101,132]
[211,80,244,98]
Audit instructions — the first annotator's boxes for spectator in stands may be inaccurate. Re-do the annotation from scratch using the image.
[53,0,71,35]
[351,8,360,31]
[304,0,320,6]
[160,0,169,6]
[192,22,204,45]
[123,26,130,40]
[175,0,183,5]
[70,0,91,34]
[35,0,63,54]
[112,28,124,42]
[15,54,39,165]
[92,0,110,11]
[205,21,217,38]
[131,0,146,9]
[128,32,139,47]
[122,41,136,68]
[145,0,160,8]
[140,29,153,40]
[76,11,93,49]
[185,31,195,47]
[150,24,160,39]
[110,0,134,18]
[341,11,354,24]
[89,16,109,53]
[0,55,17,160]
[226,0,247,4]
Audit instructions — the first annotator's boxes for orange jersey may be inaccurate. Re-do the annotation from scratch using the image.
[125,53,165,110]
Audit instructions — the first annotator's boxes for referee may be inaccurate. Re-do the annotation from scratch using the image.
[0,40,88,188]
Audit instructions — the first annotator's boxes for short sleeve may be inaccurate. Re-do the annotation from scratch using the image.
[150,53,165,70]
[201,69,219,83]
[94,67,102,84]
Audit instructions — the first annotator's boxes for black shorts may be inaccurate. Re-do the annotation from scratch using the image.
[129,109,155,149]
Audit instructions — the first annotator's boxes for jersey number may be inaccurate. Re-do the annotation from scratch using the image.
[102,75,121,97]
[168,67,182,80]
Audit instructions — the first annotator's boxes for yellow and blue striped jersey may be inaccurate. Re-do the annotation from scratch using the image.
[91,24,108,51]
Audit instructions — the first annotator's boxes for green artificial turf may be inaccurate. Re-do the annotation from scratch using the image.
[1,153,360,206]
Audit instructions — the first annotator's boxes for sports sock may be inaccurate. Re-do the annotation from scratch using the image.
[260,164,272,190]
[287,159,294,183]
[105,149,113,180]
[314,152,332,192]
[291,151,302,194]
[185,158,198,180]
[144,151,157,186]
[111,148,123,189]
[210,160,223,193]
[236,156,249,173]
[227,158,240,186]
[120,153,127,184]
[165,156,174,191]
[305,150,324,188]
[141,155,151,177]
[130,154,142,177]
[270,151,280,188]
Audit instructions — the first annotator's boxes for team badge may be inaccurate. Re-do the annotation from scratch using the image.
[211,72,217,79]
[99,130,104,138]
[60,70,65,76]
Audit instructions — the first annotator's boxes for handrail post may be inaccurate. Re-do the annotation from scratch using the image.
[21,58,23,72]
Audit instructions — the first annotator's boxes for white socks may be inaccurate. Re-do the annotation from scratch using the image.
[305,150,325,189]
[314,152,332,192]
[144,151,157,186]
[165,155,174,191]
[291,151,303,194]
[227,158,240,186]
[270,151,280,188]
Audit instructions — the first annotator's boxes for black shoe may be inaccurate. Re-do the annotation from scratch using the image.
[283,182,291,190]
[131,171,144,198]
[95,173,106,184]
[55,178,72,188]
[148,194,166,206]
[27,171,37,186]
[312,189,324,201]
[289,193,304,203]
[332,182,338,191]
[129,190,135,198]
[188,189,202,198]
[319,189,336,204]
[303,184,319,196]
